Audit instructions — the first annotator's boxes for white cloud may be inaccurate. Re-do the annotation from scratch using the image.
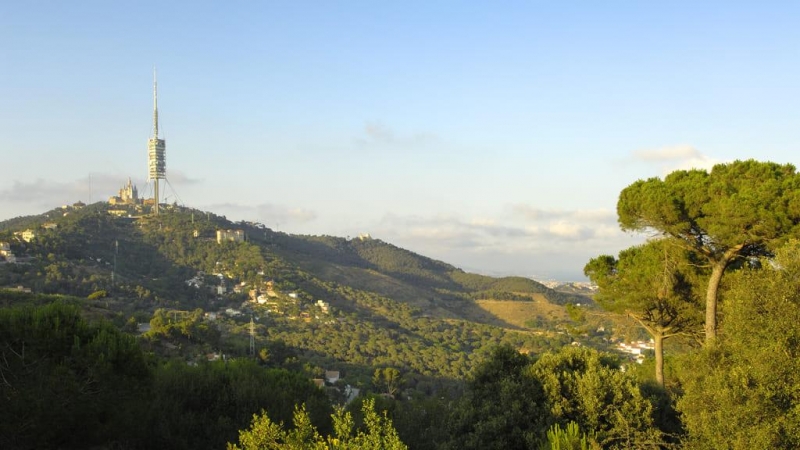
[631,145,722,175]
[546,221,593,240]
[511,204,615,222]
[167,170,203,185]
[203,202,317,226]
[355,121,438,148]
[632,145,700,162]
[368,208,642,280]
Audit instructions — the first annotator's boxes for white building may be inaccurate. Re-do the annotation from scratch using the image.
[216,229,245,244]
[15,230,36,243]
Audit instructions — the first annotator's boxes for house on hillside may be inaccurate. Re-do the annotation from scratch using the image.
[0,242,14,263]
[316,300,330,313]
[185,275,203,288]
[14,230,36,243]
[325,370,340,384]
[216,229,245,244]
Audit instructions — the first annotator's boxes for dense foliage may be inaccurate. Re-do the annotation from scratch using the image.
[442,345,665,449]
[0,301,148,449]
[0,300,330,450]
[677,241,800,449]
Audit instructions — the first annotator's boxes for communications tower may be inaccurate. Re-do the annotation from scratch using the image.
[147,69,167,215]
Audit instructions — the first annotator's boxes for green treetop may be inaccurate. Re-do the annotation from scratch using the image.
[617,159,800,344]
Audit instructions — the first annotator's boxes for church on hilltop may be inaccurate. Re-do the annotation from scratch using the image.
[108,178,140,206]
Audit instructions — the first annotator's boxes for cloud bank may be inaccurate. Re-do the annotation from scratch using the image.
[0,173,140,207]
[632,145,721,175]
[369,205,642,280]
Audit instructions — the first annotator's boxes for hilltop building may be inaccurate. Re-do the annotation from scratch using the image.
[108,178,140,206]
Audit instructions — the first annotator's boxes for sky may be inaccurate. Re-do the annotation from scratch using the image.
[2,2,800,280]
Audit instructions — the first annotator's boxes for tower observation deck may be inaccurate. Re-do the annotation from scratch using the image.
[148,69,166,215]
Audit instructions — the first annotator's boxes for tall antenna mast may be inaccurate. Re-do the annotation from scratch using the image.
[153,68,159,143]
[147,67,167,215]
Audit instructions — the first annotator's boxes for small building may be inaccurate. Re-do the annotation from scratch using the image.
[0,242,13,262]
[186,275,203,288]
[42,222,58,230]
[216,229,245,244]
[325,370,340,384]
[15,230,36,243]
[1,285,31,293]
[344,385,360,405]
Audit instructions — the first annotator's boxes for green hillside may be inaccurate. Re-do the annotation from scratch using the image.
[0,203,598,383]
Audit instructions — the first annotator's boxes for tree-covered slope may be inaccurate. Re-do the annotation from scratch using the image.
[0,203,594,391]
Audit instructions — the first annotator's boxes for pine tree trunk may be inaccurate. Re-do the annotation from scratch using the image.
[654,333,665,387]
[705,261,727,346]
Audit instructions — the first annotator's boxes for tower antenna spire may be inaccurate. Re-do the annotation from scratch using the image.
[153,67,159,139]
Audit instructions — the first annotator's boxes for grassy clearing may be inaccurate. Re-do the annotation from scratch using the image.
[476,295,569,330]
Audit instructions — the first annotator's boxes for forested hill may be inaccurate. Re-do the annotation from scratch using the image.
[0,203,600,381]
[269,232,584,312]
[0,203,586,305]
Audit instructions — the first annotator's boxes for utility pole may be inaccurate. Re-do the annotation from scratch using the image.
[249,316,256,358]
[112,240,118,288]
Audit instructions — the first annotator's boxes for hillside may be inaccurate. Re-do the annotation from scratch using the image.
[0,202,608,388]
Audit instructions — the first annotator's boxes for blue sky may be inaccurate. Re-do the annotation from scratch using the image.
[2,2,799,280]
